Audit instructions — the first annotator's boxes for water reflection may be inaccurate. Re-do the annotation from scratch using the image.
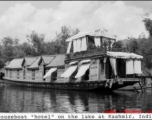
[0,85,152,113]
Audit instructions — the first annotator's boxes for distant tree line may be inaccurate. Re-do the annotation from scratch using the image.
[0,26,79,68]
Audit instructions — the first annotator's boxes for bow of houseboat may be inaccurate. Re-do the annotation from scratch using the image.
[2,29,143,91]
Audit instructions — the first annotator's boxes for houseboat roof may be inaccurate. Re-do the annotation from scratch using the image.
[5,58,24,69]
[27,55,56,69]
[42,55,55,65]
[28,57,41,69]
[24,57,38,66]
[66,30,116,42]
[46,54,65,67]
[107,51,143,59]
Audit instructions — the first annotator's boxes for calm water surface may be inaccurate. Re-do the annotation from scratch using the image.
[0,84,152,113]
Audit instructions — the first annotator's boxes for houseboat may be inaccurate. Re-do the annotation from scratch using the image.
[3,29,143,91]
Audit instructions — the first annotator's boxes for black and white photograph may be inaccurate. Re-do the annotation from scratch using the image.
[0,1,152,115]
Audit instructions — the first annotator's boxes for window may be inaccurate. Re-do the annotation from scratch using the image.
[71,68,78,81]
[32,70,35,80]
[10,70,12,78]
[100,59,104,74]
[17,70,20,79]
[106,58,113,79]
[52,71,57,81]
[81,63,90,81]
[6,70,8,77]
[117,59,126,78]
[88,36,96,50]
[84,69,90,80]
[23,68,26,79]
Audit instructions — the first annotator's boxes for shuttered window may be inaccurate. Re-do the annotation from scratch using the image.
[32,70,35,80]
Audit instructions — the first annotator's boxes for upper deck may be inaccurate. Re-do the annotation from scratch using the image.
[65,29,125,62]
[65,46,126,62]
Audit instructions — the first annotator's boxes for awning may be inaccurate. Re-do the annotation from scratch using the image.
[66,41,72,53]
[61,65,77,78]
[110,58,117,75]
[73,37,87,53]
[69,61,78,65]
[94,37,101,47]
[134,60,142,74]
[80,59,90,64]
[130,53,143,59]
[43,68,57,79]
[107,51,143,59]
[80,37,87,51]
[126,60,134,74]
[75,63,90,78]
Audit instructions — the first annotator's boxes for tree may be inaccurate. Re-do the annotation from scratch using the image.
[20,42,35,56]
[26,31,45,56]
[142,14,152,68]
[127,39,139,53]
[55,26,80,53]
[1,36,13,47]
[0,37,28,69]
[13,38,20,46]
[1,37,14,61]
[138,38,152,68]
[0,45,5,68]
[112,40,124,49]
[143,18,152,37]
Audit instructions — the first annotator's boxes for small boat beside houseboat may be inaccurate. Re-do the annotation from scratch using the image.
[2,29,143,91]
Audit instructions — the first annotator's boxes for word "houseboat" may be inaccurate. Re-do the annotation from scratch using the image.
[3,29,143,91]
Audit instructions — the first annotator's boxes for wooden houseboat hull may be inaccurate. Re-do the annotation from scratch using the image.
[2,77,139,92]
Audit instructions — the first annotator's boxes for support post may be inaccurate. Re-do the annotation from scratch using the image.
[139,81,144,92]
[134,86,139,93]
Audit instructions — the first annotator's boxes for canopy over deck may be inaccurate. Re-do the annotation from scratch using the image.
[66,29,116,53]
[66,29,116,42]
[107,51,143,59]
[107,52,143,75]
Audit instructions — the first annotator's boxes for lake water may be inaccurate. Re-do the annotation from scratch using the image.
[0,84,152,113]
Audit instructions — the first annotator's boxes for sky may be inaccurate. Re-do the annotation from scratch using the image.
[0,1,152,43]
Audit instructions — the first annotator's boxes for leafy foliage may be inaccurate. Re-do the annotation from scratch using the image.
[126,38,139,53]
[26,31,45,56]
[143,18,152,37]
[113,40,124,49]
[0,26,79,69]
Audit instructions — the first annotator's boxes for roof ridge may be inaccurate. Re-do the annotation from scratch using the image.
[25,56,38,58]
[10,54,65,62]
[42,53,65,56]
[12,58,24,60]
[42,55,55,57]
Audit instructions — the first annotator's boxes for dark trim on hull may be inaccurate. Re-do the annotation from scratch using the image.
[2,78,139,91]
